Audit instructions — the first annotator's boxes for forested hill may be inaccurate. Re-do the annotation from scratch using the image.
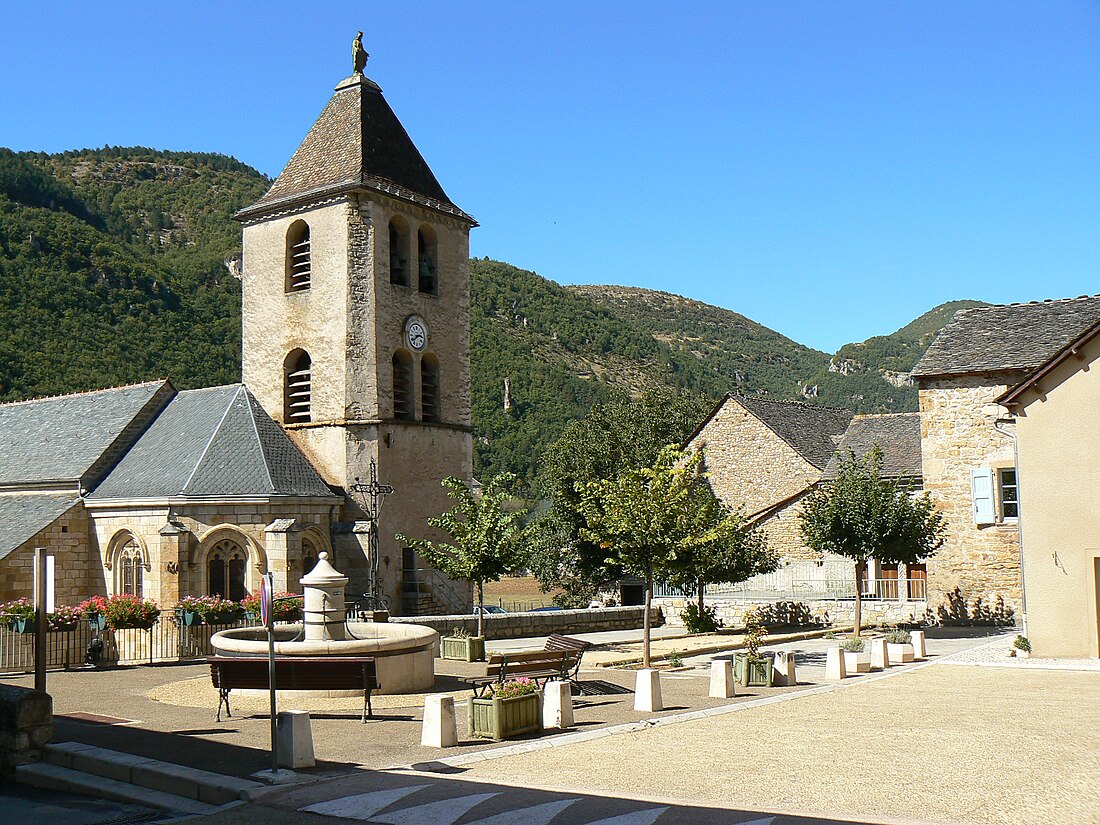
[0,147,978,484]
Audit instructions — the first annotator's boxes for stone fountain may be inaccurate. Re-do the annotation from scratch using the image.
[211,553,437,694]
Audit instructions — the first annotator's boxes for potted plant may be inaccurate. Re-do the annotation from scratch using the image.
[884,629,915,663]
[240,591,303,623]
[0,598,36,633]
[468,677,543,740]
[98,594,160,630]
[440,626,486,662]
[733,609,775,686]
[175,595,241,626]
[47,605,83,632]
[840,635,871,673]
[1011,635,1032,659]
[79,596,108,631]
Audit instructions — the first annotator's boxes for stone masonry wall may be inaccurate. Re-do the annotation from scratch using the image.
[0,503,95,603]
[919,375,1023,616]
[655,597,925,629]
[0,685,51,777]
[393,605,663,640]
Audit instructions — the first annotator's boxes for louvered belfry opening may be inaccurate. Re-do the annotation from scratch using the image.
[285,349,312,423]
[417,226,437,294]
[389,217,409,286]
[286,220,312,291]
[393,350,414,420]
[421,354,440,422]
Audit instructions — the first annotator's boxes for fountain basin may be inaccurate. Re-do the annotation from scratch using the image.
[210,622,438,695]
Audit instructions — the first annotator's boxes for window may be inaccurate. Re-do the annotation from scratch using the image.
[389,218,409,286]
[421,354,440,422]
[284,349,312,423]
[417,226,437,294]
[117,538,144,598]
[999,468,1019,519]
[208,538,249,602]
[971,468,995,525]
[286,221,311,291]
[393,350,414,420]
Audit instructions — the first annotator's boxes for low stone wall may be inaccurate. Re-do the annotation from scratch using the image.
[392,605,663,640]
[655,597,925,629]
[0,685,51,777]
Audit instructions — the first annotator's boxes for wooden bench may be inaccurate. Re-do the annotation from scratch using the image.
[208,656,379,723]
[462,635,590,697]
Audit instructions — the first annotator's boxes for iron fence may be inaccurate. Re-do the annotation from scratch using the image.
[655,577,928,603]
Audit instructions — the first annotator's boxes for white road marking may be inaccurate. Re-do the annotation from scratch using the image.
[299,784,431,820]
[371,791,501,825]
[582,807,669,825]
[464,797,580,825]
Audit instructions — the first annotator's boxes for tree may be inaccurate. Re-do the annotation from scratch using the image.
[529,389,711,605]
[799,448,945,636]
[397,473,529,637]
[575,445,759,666]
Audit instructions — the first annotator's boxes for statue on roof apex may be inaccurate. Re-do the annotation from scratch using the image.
[353,31,369,74]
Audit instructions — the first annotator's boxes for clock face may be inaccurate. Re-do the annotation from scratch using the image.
[406,317,428,352]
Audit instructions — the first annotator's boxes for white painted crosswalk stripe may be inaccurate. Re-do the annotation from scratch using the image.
[300,784,431,820]
[370,791,501,825]
[581,807,669,825]
[463,797,580,825]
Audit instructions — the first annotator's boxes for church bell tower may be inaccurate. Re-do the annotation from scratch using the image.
[235,39,476,612]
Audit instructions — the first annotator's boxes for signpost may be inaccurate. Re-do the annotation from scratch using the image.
[261,572,279,774]
[33,548,51,693]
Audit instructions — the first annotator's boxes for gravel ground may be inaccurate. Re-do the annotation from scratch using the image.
[458,661,1100,825]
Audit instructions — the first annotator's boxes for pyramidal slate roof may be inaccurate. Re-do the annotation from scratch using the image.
[0,380,173,489]
[822,413,922,481]
[89,385,336,500]
[237,74,474,224]
[722,395,854,470]
[913,295,1100,378]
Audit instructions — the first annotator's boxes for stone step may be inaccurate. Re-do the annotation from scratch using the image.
[15,762,218,815]
[42,741,262,805]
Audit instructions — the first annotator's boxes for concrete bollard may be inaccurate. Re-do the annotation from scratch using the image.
[869,637,890,670]
[709,659,735,698]
[543,680,574,729]
[911,630,927,659]
[634,668,663,712]
[421,694,458,748]
[276,710,315,769]
[772,651,797,686]
[825,646,847,681]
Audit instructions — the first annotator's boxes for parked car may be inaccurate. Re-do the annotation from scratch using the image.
[530,606,563,612]
[473,605,507,615]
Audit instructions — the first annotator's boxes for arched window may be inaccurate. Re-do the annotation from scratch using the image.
[284,349,312,423]
[417,226,437,294]
[302,537,318,578]
[286,220,311,291]
[208,538,249,602]
[389,217,409,286]
[116,536,145,598]
[393,349,414,420]
[421,353,440,423]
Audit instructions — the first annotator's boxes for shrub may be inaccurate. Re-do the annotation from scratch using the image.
[492,677,539,699]
[741,608,769,657]
[840,635,865,653]
[883,629,911,645]
[753,600,822,629]
[666,649,684,668]
[681,602,723,634]
[1013,635,1031,652]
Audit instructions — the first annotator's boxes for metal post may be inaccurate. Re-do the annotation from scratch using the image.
[265,572,279,773]
[34,547,47,693]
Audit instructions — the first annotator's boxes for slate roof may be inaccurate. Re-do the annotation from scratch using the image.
[238,74,474,224]
[822,413,922,481]
[89,385,337,500]
[0,494,80,561]
[913,295,1100,378]
[728,395,853,470]
[0,381,173,488]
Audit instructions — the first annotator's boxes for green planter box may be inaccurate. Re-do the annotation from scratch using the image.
[468,692,543,740]
[733,653,775,687]
[441,635,486,662]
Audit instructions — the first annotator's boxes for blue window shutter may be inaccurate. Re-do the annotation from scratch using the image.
[971,468,995,525]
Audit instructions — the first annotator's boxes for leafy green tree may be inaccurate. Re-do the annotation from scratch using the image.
[799,448,946,635]
[528,389,711,605]
[397,473,529,638]
[575,446,755,667]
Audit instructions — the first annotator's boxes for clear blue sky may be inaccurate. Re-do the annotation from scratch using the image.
[2,2,1098,352]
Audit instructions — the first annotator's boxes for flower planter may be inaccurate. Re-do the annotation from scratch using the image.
[204,611,242,626]
[843,651,871,673]
[467,692,542,740]
[441,635,486,662]
[887,643,915,663]
[86,613,106,631]
[733,652,775,687]
[12,617,36,634]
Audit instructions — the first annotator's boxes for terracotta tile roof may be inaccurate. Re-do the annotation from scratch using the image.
[822,412,922,481]
[238,74,474,224]
[912,295,1100,378]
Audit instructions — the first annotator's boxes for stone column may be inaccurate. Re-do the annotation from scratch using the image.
[264,519,298,593]
[157,520,189,602]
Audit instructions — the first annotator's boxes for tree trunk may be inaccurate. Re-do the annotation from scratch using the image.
[697,576,705,616]
[643,567,653,669]
[854,560,865,637]
[476,580,484,638]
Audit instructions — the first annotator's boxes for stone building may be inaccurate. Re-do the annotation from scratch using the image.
[0,54,474,615]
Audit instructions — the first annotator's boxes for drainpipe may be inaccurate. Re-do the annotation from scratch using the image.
[994,417,1027,637]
